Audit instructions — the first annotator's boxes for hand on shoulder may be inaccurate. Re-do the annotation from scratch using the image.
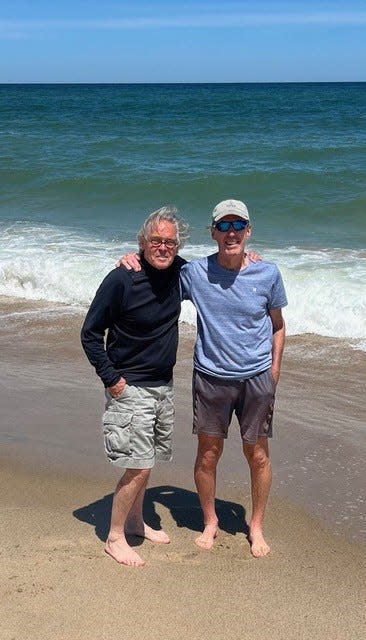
[116,253,141,271]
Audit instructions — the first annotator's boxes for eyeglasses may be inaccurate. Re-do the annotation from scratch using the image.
[148,236,178,249]
[213,220,249,232]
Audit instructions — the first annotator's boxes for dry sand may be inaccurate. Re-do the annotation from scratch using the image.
[1,299,365,639]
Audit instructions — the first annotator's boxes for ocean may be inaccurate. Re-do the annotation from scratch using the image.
[1,83,365,348]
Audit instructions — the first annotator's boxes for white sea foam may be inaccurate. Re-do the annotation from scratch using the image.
[1,222,365,348]
[0,222,133,307]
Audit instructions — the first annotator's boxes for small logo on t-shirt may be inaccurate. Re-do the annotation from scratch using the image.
[252,287,257,292]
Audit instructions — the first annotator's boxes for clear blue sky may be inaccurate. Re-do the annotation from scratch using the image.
[0,0,365,83]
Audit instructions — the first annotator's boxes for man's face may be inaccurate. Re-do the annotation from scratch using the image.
[211,215,251,257]
[141,221,179,270]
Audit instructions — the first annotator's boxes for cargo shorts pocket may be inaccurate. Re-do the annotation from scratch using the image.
[102,410,133,457]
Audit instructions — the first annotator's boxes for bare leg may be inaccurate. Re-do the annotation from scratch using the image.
[194,435,224,550]
[125,476,170,544]
[105,468,151,566]
[243,438,272,557]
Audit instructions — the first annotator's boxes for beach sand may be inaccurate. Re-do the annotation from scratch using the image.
[1,298,365,639]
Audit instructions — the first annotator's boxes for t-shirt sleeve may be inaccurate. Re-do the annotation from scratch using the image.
[179,263,193,301]
[269,266,288,309]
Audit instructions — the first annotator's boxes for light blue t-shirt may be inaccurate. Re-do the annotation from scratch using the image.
[179,254,288,379]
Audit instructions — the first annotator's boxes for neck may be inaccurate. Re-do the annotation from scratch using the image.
[216,251,247,271]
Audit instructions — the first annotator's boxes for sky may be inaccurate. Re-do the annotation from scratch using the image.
[0,0,365,83]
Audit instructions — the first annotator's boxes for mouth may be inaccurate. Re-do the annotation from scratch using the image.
[154,253,172,264]
[224,238,240,247]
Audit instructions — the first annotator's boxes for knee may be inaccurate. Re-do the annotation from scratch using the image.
[197,445,222,472]
[121,467,150,487]
[137,468,151,482]
[245,447,270,472]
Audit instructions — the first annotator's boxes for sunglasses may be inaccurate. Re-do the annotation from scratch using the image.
[213,220,249,232]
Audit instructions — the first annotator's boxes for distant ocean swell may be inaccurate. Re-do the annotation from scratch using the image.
[1,222,365,348]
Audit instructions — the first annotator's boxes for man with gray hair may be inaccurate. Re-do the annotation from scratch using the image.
[81,206,188,567]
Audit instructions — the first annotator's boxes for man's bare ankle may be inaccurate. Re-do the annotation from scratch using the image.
[107,532,125,542]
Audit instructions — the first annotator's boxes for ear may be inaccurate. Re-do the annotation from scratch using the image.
[210,226,216,240]
[245,225,252,239]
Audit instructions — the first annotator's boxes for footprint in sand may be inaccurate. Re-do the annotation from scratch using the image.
[160,551,202,565]
[39,536,78,551]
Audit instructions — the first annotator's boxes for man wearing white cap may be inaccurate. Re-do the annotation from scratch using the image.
[180,199,287,556]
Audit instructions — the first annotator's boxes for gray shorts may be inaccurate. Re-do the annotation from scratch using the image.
[192,369,276,445]
[102,382,174,469]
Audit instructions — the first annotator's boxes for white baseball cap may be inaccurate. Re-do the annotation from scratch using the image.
[211,199,250,224]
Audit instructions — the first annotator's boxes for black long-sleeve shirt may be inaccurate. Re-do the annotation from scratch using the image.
[81,255,186,388]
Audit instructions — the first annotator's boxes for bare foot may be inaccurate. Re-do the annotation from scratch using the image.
[249,527,270,558]
[195,524,218,551]
[125,522,170,544]
[105,536,145,566]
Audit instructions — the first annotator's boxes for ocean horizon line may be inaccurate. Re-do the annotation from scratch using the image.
[1,80,365,87]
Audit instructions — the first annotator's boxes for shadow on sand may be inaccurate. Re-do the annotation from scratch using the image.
[73,485,248,545]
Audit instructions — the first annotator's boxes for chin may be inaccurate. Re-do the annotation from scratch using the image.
[225,246,240,253]
[153,259,172,269]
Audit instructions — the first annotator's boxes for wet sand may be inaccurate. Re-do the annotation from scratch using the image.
[1,298,365,639]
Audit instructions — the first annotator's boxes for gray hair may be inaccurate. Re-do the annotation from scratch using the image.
[137,205,189,250]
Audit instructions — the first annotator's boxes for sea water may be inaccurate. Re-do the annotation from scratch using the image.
[1,83,365,347]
